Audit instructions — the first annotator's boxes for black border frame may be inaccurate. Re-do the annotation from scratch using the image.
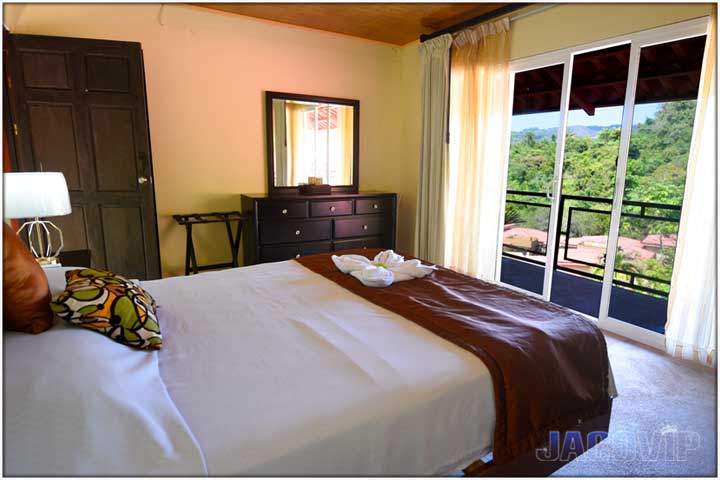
[265,91,360,196]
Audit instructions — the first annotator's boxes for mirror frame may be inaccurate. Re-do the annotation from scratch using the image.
[265,91,360,196]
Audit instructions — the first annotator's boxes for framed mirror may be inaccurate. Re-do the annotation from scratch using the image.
[265,91,359,195]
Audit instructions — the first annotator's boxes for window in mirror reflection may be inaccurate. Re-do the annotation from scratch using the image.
[273,99,354,187]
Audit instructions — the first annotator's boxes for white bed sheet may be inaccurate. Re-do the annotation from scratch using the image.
[142,260,496,475]
[4,269,207,476]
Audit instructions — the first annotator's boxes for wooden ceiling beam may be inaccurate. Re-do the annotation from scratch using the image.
[516,69,701,99]
[670,42,688,60]
[573,48,629,65]
[573,90,596,116]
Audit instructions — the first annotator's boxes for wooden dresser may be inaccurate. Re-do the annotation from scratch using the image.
[241,192,397,264]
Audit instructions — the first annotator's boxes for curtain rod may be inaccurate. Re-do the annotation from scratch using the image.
[419,3,535,43]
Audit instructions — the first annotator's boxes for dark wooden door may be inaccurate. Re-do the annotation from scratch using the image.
[4,33,161,279]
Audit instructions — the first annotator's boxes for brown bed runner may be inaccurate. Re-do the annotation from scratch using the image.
[296,249,611,464]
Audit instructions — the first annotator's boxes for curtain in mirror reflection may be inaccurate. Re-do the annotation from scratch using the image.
[274,100,354,187]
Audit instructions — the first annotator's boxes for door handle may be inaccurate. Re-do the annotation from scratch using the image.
[547,176,559,199]
[138,176,149,185]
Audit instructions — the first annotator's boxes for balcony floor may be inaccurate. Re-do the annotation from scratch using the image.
[500,256,667,334]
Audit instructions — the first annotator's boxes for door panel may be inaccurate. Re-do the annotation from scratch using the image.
[85,54,131,93]
[90,107,138,192]
[5,33,161,279]
[51,206,89,252]
[606,35,706,333]
[549,44,631,317]
[100,206,148,279]
[20,50,71,89]
[500,63,564,296]
[26,102,82,188]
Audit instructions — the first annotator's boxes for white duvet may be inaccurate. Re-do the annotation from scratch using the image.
[4,262,496,475]
[144,261,495,475]
[4,270,207,476]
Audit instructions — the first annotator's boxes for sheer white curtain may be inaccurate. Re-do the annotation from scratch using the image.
[665,12,717,366]
[445,19,512,279]
[415,34,453,264]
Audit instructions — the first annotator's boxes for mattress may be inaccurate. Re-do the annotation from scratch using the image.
[141,260,496,475]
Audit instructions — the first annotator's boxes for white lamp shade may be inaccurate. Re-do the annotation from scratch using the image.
[3,172,72,219]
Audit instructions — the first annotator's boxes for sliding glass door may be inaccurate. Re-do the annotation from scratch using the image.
[605,35,707,334]
[498,18,710,344]
[501,64,563,295]
[549,44,630,317]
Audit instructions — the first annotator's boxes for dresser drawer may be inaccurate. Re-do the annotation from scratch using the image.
[334,236,391,252]
[258,200,307,220]
[260,242,331,263]
[310,200,353,218]
[334,216,389,239]
[260,220,331,245]
[356,197,392,215]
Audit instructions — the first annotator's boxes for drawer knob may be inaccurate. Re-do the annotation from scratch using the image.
[295,254,301,259]
[373,203,379,209]
[330,206,336,212]
[295,229,301,236]
[362,224,368,230]
[282,208,288,215]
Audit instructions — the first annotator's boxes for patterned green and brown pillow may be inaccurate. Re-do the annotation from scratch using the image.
[50,269,162,350]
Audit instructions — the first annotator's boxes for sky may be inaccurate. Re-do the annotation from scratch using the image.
[511,103,661,132]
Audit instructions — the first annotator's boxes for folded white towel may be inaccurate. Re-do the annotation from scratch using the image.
[331,250,437,288]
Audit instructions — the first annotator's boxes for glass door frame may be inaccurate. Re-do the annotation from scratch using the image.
[498,17,711,348]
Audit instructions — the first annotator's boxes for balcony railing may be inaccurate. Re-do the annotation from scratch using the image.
[504,190,681,298]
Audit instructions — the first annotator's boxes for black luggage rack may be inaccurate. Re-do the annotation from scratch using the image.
[172,211,248,275]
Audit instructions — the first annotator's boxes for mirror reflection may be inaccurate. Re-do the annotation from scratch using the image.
[271,99,355,187]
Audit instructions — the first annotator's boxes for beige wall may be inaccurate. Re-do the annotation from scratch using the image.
[4,3,415,276]
[4,3,713,275]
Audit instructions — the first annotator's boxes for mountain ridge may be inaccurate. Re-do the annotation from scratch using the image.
[511,124,621,144]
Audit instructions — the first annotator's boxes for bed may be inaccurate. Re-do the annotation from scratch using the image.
[4,250,615,476]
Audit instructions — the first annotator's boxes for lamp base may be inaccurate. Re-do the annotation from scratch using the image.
[16,218,65,262]
[36,256,60,266]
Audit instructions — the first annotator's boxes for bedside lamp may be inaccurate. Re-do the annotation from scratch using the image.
[3,172,72,265]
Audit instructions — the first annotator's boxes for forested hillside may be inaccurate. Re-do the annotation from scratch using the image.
[508,100,695,205]
[505,100,697,293]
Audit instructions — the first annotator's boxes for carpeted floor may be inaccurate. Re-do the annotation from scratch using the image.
[554,332,717,477]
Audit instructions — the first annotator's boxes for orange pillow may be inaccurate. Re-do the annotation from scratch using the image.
[3,223,53,333]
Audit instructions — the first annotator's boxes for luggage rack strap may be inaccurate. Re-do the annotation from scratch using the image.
[172,211,246,225]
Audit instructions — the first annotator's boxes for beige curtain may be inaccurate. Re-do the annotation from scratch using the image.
[665,11,717,366]
[415,33,453,264]
[445,19,512,279]
[285,102,307,186]
[335,106,354,185]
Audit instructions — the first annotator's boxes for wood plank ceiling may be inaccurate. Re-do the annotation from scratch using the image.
[194,3,510,45]
[513,35,707,115]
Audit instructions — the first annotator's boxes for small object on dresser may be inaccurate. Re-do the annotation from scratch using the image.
[299,183,332,195]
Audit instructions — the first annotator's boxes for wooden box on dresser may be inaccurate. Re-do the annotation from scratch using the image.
[241,192,397,264]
